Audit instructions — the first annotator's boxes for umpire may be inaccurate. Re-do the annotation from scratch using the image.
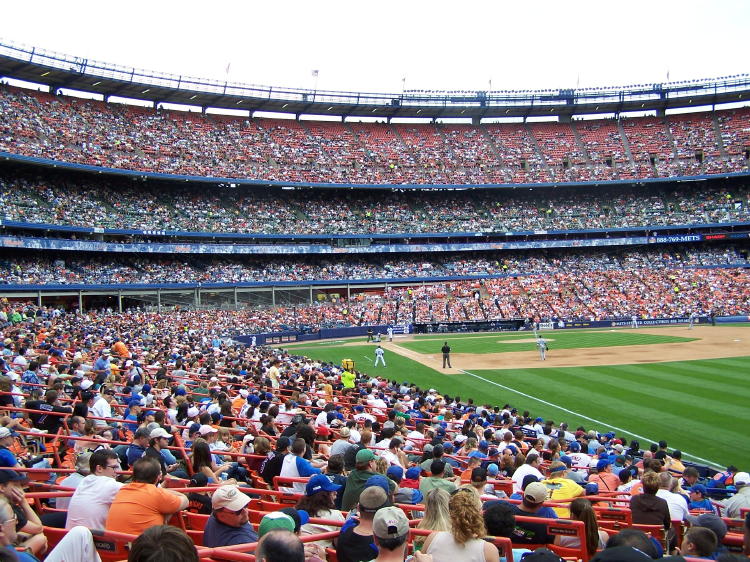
[441,342,452,368]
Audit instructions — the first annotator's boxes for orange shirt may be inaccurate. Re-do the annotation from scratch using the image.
[105,482,183,535]
[112,341,130,358]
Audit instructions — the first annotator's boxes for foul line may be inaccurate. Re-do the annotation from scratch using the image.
[361,356,373,363]
[458,369,722,470]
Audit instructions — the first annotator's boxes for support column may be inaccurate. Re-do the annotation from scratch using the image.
[118,291,123,313]
[157,289,162,313]
[37,291,42,307]
[272,287,276,306]
[234,287,238,309]
[78,291,83,313]
[309,285,313,305]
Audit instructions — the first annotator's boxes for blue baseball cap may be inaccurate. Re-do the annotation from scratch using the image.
[365,474,392,496]
[568,441,581,452]
[405,467,421,480]
[487,463,499,476]
[305,474,342,496]
[386,465,404,482]
[585,482,600,495]
[690,484,707,496]
[596,459,611,471]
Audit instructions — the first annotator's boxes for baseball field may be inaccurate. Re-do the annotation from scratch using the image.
[284,325,750,469]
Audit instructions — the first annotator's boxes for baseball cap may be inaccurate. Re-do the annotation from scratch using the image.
[258,512,295,537]
[733,471,750,486]
[568,441,581,452]
[0,470,28,484]
[278,507,309,533]
[596,459,611,472]
[524,481,549,504]
[689,483,707,496]
[338,427,351,439]
[365,474,395,496]
[212,485,251,511]
[190,473,209,487]
[187,407,200,418]
[355,449,376,463]
[386,465,404,482]
[695,513,727,540]
[0,427,11,439]
[373,506,409,540]
[359,486,389,513]
[199,425,218,436]
[585,482,600,495]
[305,474,342,496]
[405,467,421,480]
[149,427,171,439]
[487,463,499,477]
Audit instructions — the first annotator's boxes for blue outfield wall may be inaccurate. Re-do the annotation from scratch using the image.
[234,317,749,346]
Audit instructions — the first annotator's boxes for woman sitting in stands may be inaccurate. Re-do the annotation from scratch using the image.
[190,438,236,484]
[414,488,451,551]
[422,487,500,562]
[554,498,609,556]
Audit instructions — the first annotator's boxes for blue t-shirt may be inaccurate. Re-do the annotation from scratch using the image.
[202,514,258,547]
[0,446,17,467]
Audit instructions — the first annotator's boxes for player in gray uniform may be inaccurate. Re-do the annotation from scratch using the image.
[689,311,698,329]
[536,336,548,361]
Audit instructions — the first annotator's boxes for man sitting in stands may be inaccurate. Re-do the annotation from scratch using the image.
[105,456,188,535]
[66,448,123,530]
[203,484,259,547]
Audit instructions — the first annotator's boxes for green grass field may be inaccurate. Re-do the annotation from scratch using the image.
[285,329,749,469]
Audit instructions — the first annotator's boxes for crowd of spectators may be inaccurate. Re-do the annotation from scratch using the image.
[0,301,747,560]
[1,85,749,188]
[1,170,748,236]
[1,247,747,287]
[1,247,748,331]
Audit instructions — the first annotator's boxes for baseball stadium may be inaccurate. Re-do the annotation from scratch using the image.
[0,17,749,561]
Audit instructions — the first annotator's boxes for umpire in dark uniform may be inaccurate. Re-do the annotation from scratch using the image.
[441,342,452,368]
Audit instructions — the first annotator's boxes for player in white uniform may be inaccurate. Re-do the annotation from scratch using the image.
[387,326,393,342]
[374,345,386,367]
[689,311,697,329]
[536,336,548,361]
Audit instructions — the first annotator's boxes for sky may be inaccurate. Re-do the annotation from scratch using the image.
[2,0,749,96]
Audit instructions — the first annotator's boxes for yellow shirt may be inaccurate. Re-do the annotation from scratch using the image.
[542,477,584,518]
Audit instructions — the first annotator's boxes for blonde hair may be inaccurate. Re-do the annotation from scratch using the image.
[374,457,388,475]
[415,488,451,547]
[448,487,486,545]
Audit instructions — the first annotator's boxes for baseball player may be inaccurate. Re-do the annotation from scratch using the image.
[374,345,386,367]
[537,336,548,361]
[387,326,393,342]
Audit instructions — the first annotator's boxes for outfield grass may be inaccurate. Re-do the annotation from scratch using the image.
[286,331,749,469]
[398,331,697,354]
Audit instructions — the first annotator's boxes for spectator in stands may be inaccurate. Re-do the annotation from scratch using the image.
[0,470,46,557]
[687,484,713,512]
[0,427,20,467]
[202,484,258,548]
[596,528,660,560]
[541,461,584,517]
[41,451,92,528]
[422,487,500,562]
[504,481,559,545]
[128,525,199,562]
[589,460,621,494]
[511,453,543,494]
[126,427,151,467]
[414,488,450,551]
[23,389,72,434]
[483,501,532,560]
[341,449,380,511]
[336,486,389,562]
[0,494,98,562]
[630,472,671,532]
[419,460,457,496]
[65,448,123,530]
[677,527,717,559]
[261,435,291,486]
[280,438,324,494]
[386,465,423,505]
[296,473,344,549]
[372,505,432,562]
[655,472,690,523]
[105,456,188,535]
[554,498,609,557]
[720,471,750,518]
[256,529,305,562]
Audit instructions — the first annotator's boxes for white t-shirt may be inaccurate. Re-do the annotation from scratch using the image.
[511,463,544,493]
[65,474,123,529]
[656,489,690,521]
[89,397,112,427]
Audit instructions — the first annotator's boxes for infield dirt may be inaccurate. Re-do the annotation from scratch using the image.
[340,326,747,373]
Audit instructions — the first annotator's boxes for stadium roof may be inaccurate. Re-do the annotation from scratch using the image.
[2,40,750,121]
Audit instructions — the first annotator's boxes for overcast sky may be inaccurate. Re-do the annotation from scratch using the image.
[2,0,748,95]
